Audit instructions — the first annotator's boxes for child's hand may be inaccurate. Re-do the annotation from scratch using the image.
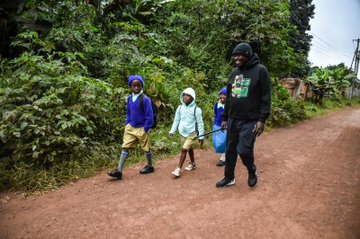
[198,139,204,147]
[221,121,227,131]
[168,133,173,139]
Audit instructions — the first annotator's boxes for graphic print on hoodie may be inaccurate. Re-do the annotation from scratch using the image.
[232,74,251,98]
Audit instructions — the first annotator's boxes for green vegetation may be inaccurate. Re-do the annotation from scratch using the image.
[304,98,360,118]
[304,65,356,105]
[0,0,358,193]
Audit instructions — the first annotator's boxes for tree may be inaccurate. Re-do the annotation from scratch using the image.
[305,66,355,104]
[289,0,315,77]
[0,0,29,58]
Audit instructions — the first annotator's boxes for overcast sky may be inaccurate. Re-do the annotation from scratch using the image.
[308,0,360,76]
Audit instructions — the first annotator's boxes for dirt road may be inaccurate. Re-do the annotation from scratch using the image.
[1,107,360,239]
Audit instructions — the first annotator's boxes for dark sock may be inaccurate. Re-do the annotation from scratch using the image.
[117,149,129,172]
[145,151,153,167]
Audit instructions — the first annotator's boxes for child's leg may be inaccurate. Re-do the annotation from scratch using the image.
[188,148,195,163]
[118,124,138,172]
[184,147,197,171]
[138,127,153,170]
[145,151,153,167]
[220,153,225,161]
[216,153,226,166]
[117,149,129,172]
[178,149,187,168]
[139,151,155,174]
[181,134,196,166]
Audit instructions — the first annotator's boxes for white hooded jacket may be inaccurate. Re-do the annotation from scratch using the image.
[169,88,205,140]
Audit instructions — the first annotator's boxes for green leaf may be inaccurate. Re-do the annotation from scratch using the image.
[20,122,29,130]
[32,151,39,159]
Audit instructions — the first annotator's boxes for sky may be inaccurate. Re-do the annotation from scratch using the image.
[308,0,360,77]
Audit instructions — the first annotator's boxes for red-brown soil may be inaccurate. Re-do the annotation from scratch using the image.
[1,107,360,239]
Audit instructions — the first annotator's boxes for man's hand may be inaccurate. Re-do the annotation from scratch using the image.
[168,133,173,139]
[253,121,265,136]
[221,121,228,131]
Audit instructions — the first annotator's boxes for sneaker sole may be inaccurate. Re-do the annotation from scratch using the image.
[107,174,122,180]
[172,172,180,177]
[216,179,235,188]
[139,170,154,174]
[184,167,196,171]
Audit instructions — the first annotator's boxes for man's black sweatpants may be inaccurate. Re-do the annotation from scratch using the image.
[224,117,257,180]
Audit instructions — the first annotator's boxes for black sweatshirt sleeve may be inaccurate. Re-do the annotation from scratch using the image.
[222,82,232,122]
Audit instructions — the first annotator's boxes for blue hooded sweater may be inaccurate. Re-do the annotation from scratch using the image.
[213,88,227,126]
[125,93,154,133]
[213,102,224,126]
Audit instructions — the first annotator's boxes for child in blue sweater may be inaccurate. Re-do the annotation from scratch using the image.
[107,75,155,180]
[168,87,205,177]
[212,88,227,166]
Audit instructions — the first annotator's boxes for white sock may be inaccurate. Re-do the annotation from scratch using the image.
[220,154,225,161]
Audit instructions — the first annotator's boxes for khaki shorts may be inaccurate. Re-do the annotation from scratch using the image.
[181,133,198,150]
[122,124,150,152]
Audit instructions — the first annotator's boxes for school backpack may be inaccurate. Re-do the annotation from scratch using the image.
[139,94,159,129]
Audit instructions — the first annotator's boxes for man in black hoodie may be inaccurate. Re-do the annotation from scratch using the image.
[216,42,271,188]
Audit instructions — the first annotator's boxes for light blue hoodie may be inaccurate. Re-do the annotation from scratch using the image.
[169,88,205,140]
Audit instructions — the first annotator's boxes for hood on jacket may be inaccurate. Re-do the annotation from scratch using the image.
[180,87,196,106]
[128,75,144,87]
[239,53,260,69]
[219,87,227,95]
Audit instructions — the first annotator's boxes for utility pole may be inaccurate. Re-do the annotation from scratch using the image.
[350,39,360,98]
[353,39,360,75]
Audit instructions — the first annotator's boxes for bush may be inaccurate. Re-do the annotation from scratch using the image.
[267,78,307,127]
[0,36,125,191]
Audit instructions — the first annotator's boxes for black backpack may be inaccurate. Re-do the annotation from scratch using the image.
[139,94,159,129]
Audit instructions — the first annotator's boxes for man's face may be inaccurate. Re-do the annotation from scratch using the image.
[130,80,142,94]
[233,54,248,67]
[182,93,193,105]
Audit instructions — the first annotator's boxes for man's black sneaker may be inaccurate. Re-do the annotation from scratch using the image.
[107,169,122,180]
[216,160,225,167]
[248,173,257,187]
[216,177,235,188]
[139,165,155,174]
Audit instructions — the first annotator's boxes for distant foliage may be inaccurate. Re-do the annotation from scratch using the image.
[268,78,307,127]
[305,66,355,105]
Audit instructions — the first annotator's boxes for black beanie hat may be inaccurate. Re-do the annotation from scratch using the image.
[232,42,252,59]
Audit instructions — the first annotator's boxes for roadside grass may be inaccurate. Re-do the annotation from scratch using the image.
[304,98,360,118]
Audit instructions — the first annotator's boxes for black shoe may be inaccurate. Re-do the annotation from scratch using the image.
[216,160,225,167]
[247,165,257,187]
[139,165,154,174]
[216,177,235,188]
[107,169,122,180]
[248,173,257,187]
